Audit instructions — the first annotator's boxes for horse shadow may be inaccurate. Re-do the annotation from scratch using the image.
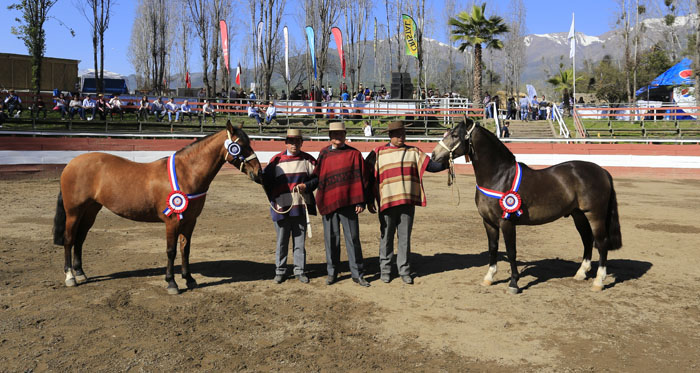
[490,257,653,291]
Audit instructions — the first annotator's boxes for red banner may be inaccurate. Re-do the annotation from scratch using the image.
[331,27,345,78]
[220,20,230,74]
[235,63,241,86]
[185,71,191,89]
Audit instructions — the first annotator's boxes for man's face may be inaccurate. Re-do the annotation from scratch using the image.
[329,131,346,147]
[389,129,406,147]
[285,137,303,155]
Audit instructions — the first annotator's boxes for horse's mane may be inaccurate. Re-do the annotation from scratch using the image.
[471,121,516,163]
[176,127,251,156]
[176,131,218,155]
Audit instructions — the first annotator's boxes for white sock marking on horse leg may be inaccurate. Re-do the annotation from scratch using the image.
[65,270,76,287]
[482,265,497,286]
[574,259,591,280]
[592,266,607,289]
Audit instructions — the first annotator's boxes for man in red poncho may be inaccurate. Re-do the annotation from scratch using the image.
[314,122,372,287]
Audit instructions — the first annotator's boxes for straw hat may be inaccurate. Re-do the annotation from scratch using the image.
[328,122,346,132]
[286,129,303,139]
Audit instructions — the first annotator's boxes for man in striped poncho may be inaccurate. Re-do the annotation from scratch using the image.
[262,129,318,284]
[366,121,447,284]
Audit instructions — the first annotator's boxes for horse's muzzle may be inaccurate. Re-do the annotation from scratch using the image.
[250,169,263,184]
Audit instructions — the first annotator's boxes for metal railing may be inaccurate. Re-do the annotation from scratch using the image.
[552,105,570,138]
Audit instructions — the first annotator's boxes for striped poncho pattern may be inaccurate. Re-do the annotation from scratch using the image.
[313,145,370,215]
[263,151,317,221]
[373,144,429,212]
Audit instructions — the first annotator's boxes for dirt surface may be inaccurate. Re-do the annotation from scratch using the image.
[2,171,700,372]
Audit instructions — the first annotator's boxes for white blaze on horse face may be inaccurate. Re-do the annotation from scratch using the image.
[593,266,607,289]
[482,265,497,286]
[574,259,591,280]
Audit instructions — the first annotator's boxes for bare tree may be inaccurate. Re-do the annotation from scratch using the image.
[76,0,113,94]
[128,0,171,93]
[503,0,526,98]
[616,0,633,101]
[443,0,456,94]
[174,0,191,88]
[187,0,211,96]
[406,0,426,91]
[255,0,286,100]
[343,0,370,93]
[303,0,341,88]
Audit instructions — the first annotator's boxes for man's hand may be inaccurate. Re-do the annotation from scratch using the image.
[367,204,376,214]
[355,205,365,214]
[296,183,307,192]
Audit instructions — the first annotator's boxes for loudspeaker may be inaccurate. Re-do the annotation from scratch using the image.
[390,72,413,99]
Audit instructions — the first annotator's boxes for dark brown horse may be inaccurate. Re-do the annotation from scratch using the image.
[53,121,262,294]
[431,120,622,293]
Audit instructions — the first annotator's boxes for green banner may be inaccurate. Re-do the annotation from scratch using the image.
[402,14,419,58]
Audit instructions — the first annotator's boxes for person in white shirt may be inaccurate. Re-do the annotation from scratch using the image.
[265,101,277,125]
[108,95,124,120]
[248,102,262,125]
[179,99,193,122]
[82,95,96,120]
[200,99,216,124]
[69,95,84,120]
[165,98,179,122]
[363,120,373,137]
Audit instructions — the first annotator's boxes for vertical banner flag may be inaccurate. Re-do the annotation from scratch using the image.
[373,17,377,56]
[284,26,290,81]
[235,62,241,86]
[220,20,230,74]
[305,26,317,80]
[526,84,537,104]
[402,14,419,58]
[568,13,575,59]
[257,21,264,58]
[185,71,191,89]
[331,27,345,78]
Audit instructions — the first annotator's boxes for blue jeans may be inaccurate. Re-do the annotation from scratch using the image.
[520,106,528,120]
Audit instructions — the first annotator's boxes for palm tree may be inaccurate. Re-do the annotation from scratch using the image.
[546,68,582,91]
[448,3,509,106]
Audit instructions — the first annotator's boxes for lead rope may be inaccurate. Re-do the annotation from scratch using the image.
[268,185,312,238]
[438,138,461,206]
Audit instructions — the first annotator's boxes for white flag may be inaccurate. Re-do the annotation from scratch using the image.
[568,13,575,59]
[284,26,290,81]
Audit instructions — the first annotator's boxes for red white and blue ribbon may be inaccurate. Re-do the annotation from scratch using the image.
[163,154,207,220]
[476,163,523,219]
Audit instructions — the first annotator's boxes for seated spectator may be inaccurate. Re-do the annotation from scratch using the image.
[200,99,216,124]
[32,95,47,119]
[165,97,179,122]
[501,121,511,138]
[150,97,165,122]
[4,90,23,118]
[82,95,97,121]
[108,94,124,120]
[248,102,262,125]
[69,95,85,120]
[96,94,108,120]
[138,95,150,120]
[53,93,68,120]
[178,99,194,122]
[265,101,277,125]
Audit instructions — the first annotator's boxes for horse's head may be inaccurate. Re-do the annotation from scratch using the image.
[431,118,476,165]
[224,121,263,184]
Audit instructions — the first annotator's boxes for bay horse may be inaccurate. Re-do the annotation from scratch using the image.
[53,121,262,294]
[431,120,622,293]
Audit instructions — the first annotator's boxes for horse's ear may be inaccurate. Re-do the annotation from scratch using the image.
[237,122,244,130]
[226,120,233,134]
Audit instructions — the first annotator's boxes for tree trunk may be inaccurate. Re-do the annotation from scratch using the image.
[473,44,483,105]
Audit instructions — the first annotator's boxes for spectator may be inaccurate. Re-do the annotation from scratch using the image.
[483,92,491,119]
[32,95,47,119]
[138,96,150,121]
[179,99,194,122]
[96,94,108,120]
[519,95,529,121]
[165,98,179,122]
[4,90,23,118]
[82,95,97,121]
[0,102,6,127]
[506,97,516,120]
[248,102,262,125]
[265,101,277,125]
[108,94,124,120]
[530,95,539,120]
[501,121,511,138]
[69,95,85,120]
[151,97,165,122]
[363,121,373,137]
[249,90,257,100]
[200,99,216,124]
[280,90,287,100]
[53,93,68,120]
[197,88,206,101]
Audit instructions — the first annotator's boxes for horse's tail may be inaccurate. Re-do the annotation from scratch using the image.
[606,175,622,250]
[53,191,66,246]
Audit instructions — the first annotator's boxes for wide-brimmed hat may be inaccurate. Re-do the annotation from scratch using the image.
[328,122,346,132]
[380,121,407,134]
[286,129,303,139]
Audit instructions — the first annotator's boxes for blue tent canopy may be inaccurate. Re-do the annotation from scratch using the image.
[635,58,694,97]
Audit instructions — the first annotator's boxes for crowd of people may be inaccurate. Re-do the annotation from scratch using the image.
[262,120,447,286]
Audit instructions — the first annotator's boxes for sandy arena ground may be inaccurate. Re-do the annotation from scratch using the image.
[1,171,700,372]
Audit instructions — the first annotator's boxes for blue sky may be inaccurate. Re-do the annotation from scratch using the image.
[1,0,619,76]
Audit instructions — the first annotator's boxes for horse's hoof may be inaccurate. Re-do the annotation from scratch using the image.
[481,279,492,286]
[573,273,587,281]
[167,287,180,295]
[65,278,77,287]
[591,284,604,292]
[507,286,520,295]
[186,280,197,290]
[75,274,88,284]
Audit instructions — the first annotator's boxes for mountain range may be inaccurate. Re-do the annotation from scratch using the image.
[126,14,698,96]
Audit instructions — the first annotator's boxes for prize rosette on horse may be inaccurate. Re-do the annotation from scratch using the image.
[499,191,522,218]
[166,191,189,215]
[225,139,241,158]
